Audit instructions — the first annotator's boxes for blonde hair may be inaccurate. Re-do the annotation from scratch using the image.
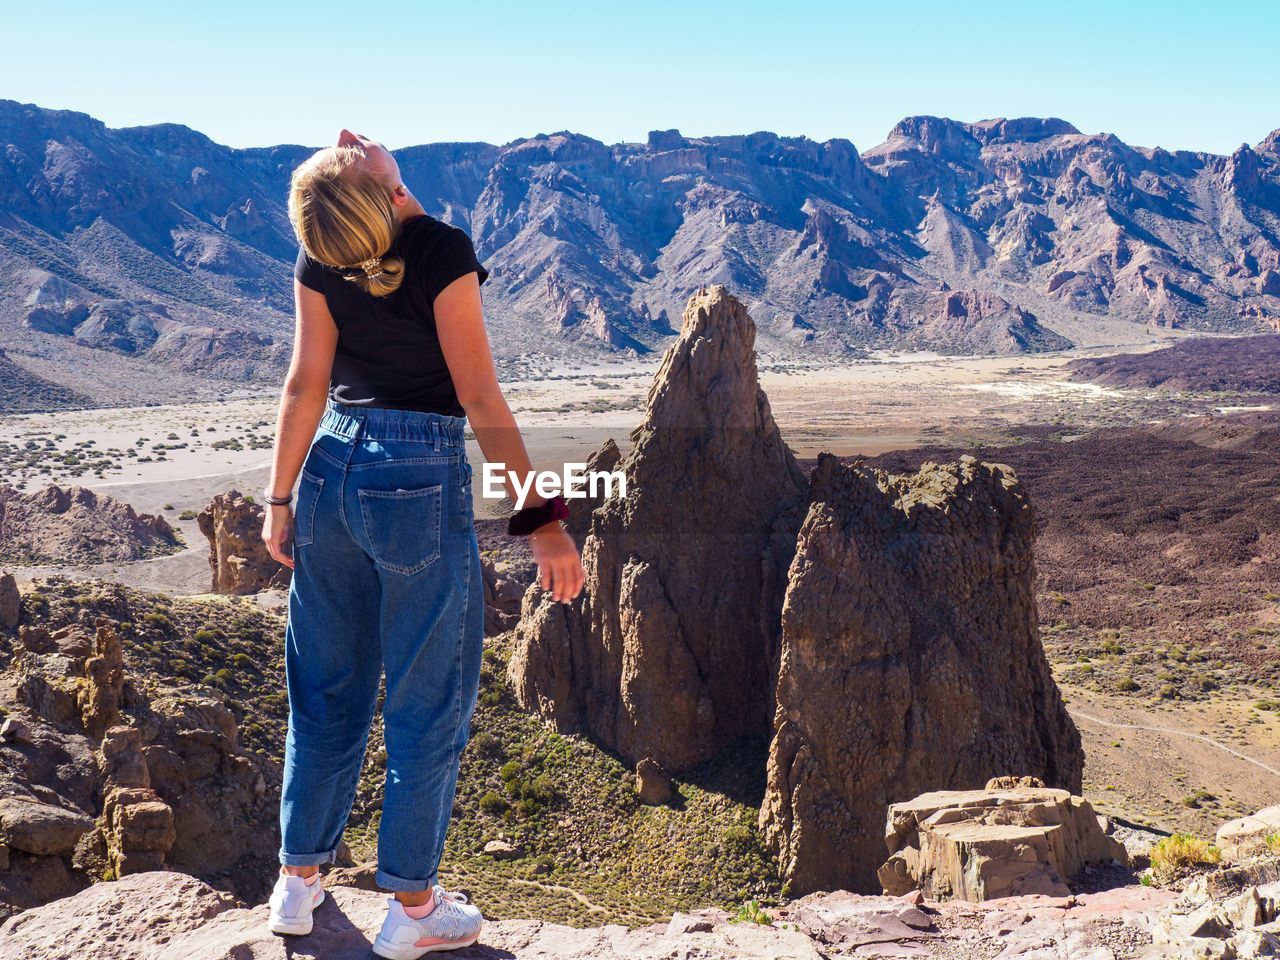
[288,145,405,297]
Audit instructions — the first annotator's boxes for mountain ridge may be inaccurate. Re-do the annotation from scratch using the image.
[1,98,1278,407]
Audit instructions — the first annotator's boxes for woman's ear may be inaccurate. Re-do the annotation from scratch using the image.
[391,183,410,207]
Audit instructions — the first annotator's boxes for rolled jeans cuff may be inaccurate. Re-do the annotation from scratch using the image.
[375,866,438,893]
[279,848,337,867]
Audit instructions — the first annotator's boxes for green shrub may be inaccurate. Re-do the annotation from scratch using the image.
[1150,834,1221,882]
[732,900,771,925]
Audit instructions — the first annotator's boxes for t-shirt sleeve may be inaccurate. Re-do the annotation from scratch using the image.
[294,247,327,293]
[422,227,489,304]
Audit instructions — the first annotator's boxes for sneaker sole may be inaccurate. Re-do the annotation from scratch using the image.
[267,886,325,936]
[371,932,480,958]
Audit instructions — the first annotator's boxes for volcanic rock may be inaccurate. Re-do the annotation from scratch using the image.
[78,622,124,740]
[0,869,1194,960]
[509,286,809,771]
[759,453,1083,893]
[0,485,179,565]
[0,797,94,857]
[480,555,525,635]
[0,571,18,629]
[876,786,1127,902]
[635,757,674,806]
[197,490,289,594]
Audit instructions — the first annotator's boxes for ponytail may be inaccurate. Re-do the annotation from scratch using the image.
[288,146,405,297]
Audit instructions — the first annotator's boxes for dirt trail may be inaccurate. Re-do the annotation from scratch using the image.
[1073,710,1280,780]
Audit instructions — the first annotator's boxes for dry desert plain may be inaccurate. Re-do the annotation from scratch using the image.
[2,333,1279,850]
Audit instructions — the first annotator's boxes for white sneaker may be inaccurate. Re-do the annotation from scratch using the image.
[267,868,326,935]
[372,885,484,958]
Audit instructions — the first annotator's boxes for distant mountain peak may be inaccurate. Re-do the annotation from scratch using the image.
[1,99,1278,410]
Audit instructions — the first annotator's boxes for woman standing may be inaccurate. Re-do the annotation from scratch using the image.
[261,130,583,958]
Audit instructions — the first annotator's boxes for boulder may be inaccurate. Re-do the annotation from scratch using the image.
[509,286,809,771]
[197,490,289,594]
[483,838,523,860]
[635,757,673,806]
[876,786,1128,902]
[0,871,238,960]
[1220,806,1280,862]
[0,796,95,857]
[102,787,175,875]
[760,452,1084,893]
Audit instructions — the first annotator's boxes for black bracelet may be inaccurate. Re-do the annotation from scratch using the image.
[263,491,293,506]
[508,494,570,536]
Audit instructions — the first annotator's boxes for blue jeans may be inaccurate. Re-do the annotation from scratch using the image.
[278,399,483,892]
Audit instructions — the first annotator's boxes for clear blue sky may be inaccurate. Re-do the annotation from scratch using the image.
[3,0,1277,155]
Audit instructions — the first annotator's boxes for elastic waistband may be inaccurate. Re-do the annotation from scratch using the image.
[318,399,467,447]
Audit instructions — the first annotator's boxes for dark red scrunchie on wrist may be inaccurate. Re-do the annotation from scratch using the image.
[507,494,570,536]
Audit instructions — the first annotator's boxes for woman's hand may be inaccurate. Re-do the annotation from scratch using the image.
[262,503,296,570]
[530,523,584,603]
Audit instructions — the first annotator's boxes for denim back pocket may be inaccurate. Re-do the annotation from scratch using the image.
[357,485,442,576]
[292,470,324,548]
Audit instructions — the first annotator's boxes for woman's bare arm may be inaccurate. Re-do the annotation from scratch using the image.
[262,282,339,570]
[434,273,585,602]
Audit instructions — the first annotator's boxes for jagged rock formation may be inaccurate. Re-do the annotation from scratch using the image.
[0,583,274,920]
[509,288,1081,889]
[900,288,1071,354]
[0,869,1192,960]
[877,785,1128,901]
[0,485,179,565]
[0,572,18,629]
[98,726,175,876]
[480,556,525,635]
[509,286,808,771]
[759,453,1083,893]
[196,490,288,595]
[78,622,124,739]
[5,100,1280,407]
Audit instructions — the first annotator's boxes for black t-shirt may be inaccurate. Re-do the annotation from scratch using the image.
[294,214,489,417]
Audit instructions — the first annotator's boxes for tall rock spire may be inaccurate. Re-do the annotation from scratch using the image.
[508,285,809,771]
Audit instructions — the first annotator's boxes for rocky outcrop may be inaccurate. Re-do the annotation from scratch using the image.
[0,587,274,919]
[78,622,124,740]
[903,288,1072,355]
[0,868,1194,960]
[1155,878,1280,958]
[1219,805,1280,862]
[0,485,179,565]
[197,490,288,594]
[759,453,1083,894]
[480,556,525,635]
[509,286,808,771]
[0,571,18,629]
[98,726,176,876]
[877,785,1127,901]
[509,288,1082,889]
